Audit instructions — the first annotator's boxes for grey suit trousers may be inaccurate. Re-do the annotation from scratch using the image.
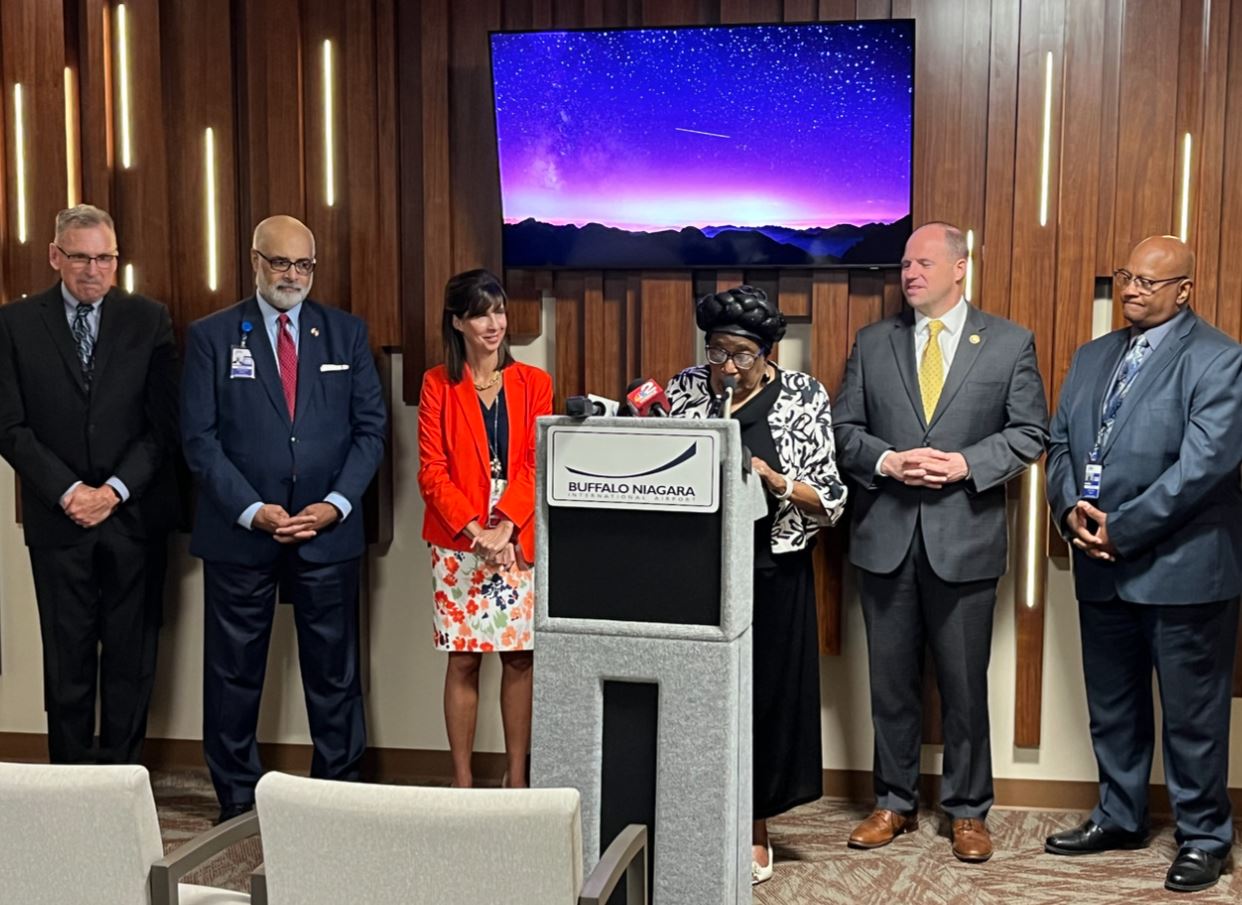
[858,522,997,818]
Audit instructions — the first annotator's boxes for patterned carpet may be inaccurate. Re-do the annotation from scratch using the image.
[152,772,1238,903]
[754,800,1240,905]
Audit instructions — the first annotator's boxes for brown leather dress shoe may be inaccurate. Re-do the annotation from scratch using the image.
[951,818,993,862]
[848,809,919,849]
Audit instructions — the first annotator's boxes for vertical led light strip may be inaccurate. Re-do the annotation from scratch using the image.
[205,127,218,291]
[1039,51,1053,227]
[1178,132,1193,243]
[65,67,80,207]
[123,263,135,293]
[964,228,975,302]
[1022,461,1043,608]
[14,83,28,244]
[323,39,336,207]
[116,3,133,169]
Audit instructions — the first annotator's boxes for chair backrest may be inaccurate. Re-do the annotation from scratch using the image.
[255,772,584,905]
[0,761,164,905]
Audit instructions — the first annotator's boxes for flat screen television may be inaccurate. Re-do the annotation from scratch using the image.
[489,21,914,270]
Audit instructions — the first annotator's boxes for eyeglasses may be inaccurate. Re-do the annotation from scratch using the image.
[705,347,760,370]
[56,245,119,269]
[1113,269,1188,294]
[255,249,316,275]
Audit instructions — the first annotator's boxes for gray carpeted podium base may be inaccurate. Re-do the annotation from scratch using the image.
[531,626,753,905]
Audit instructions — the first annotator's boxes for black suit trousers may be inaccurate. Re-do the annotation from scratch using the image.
[858,524,998,818]
[202,551,366,807]
[29,521,164,764]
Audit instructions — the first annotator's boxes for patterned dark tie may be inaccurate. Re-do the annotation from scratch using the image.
[1094,335,1151,453]
[277,313,298,419]
[72,302,95,384]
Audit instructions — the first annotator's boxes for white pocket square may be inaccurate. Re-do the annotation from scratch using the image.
[320,363,350,372]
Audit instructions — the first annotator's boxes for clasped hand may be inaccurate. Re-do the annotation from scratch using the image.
[882,447,969,489]
[254,502,339,544]
[62,485,120,528]
[1067,500,1117,562]
[470,521,530,571]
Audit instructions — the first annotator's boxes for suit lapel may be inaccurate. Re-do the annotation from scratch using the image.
[90,288,123,388]
[1100,312,1195,460]
[245,298,293,426]
[453,364,492,476]
[292,302,327,430]
[927,305,987,429]
[38,286,88,396]
[888,310,926,428]
[1087,331,1129,436]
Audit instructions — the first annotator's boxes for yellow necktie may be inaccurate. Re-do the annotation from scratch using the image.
[919,319,946,422]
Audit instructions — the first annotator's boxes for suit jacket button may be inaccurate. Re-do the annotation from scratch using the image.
[290,436,297,443]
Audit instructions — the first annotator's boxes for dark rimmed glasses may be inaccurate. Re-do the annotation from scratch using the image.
[255,249,316,275]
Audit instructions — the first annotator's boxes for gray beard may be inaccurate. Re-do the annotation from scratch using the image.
[256,280,307,311]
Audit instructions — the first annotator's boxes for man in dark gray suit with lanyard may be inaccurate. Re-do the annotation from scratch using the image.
[834,222,1048,863]
[1046,236,1242,893]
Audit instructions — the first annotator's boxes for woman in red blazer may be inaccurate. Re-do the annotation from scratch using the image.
[418,269,553,788]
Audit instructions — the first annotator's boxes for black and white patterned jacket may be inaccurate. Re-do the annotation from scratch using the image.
[666,365,847,553]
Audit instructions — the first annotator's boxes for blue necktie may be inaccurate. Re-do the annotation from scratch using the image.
[72,303,95,384]
[1093,335,1151,457]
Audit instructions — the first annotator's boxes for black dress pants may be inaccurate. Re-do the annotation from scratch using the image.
[29,522,164,764]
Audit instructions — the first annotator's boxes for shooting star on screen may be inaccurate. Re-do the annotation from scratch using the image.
[675,127,731,139]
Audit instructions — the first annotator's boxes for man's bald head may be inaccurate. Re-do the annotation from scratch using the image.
[251,215,316,311]
[1119,235,1194,331]
[253,215,315,257]
[1131,235,1194,279]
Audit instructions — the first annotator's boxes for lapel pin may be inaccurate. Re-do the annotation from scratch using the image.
[310,327,320,337]
[969,334,981,344]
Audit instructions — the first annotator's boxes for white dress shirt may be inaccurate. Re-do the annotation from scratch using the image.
[875,295,970,477]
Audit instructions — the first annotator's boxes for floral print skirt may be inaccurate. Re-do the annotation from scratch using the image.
[429,545,535,651]
[428,479,534,652]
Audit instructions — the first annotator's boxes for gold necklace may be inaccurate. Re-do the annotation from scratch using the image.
[473,370,502,392]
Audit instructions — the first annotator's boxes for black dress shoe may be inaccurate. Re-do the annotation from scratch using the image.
[1165,847,1223,893]
[215,802,254,826]
[1045,819,1148,855]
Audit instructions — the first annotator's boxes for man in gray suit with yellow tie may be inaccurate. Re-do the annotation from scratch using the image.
[834,222,1048,862]
[1045,236,1242,894]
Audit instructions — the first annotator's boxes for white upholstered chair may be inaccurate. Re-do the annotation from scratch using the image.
[252,771,647,905]
[0,761,256,905]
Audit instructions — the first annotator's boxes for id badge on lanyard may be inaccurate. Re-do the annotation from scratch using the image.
[1081,462,1102,500]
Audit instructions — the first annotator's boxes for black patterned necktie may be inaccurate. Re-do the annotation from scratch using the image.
[72,302,95,384]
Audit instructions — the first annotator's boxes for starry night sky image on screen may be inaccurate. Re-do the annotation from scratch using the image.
[490,21,914,269]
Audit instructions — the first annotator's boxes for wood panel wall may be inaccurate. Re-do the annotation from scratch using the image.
[0,0,400,345]
[3,0,1242,737]
[396,0,1242,736]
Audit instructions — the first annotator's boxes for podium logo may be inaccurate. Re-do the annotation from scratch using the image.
[565,441,697,479]
[547,425,720,513]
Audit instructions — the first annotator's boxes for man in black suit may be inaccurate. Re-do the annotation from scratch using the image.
[0,204,178,764]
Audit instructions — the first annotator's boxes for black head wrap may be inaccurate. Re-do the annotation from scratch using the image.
[694,285,786,350]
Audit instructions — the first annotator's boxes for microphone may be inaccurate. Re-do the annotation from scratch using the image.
[720,375,737,419]
[621,378,646,416]
[564,394,621,419]
[625,377,670,417]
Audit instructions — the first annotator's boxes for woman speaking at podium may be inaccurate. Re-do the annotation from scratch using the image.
[667,285,848,885]
[417,269,554,788]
